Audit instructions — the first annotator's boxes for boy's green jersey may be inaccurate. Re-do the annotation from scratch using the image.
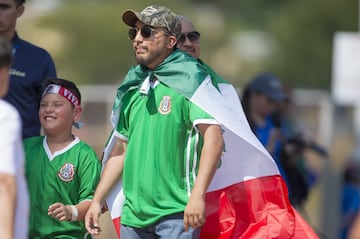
[24,136,101,239]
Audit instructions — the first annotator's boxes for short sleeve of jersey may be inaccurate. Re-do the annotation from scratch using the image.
[76,143,101,202]
[115,90,134,140]
[189,101,218,126]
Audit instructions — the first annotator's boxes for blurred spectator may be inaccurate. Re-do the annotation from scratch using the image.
[2,0,57,139]
[273,86,325,208]
[242,74,328,207]
[241,73,290,191]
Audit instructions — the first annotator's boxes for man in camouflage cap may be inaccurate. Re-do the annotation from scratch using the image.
[122,4,182,40]
[85,4,223,239]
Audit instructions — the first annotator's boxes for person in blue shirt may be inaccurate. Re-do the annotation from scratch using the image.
[1,0,57,138]
[241,73,290,193]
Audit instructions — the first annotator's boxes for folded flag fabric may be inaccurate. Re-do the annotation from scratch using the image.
[102,50,319,239]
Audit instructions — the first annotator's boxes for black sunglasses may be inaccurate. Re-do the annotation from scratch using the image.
[178,31,200,45]
[128,26,167,40]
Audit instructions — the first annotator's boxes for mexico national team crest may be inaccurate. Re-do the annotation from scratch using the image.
[158,96,171,115]
[58,163,75,182]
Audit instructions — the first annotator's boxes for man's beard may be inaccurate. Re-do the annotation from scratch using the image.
[134,46,164,67]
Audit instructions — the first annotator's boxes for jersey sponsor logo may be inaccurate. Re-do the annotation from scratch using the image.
[158,96,172,115]
[58,163,75,182]
[9,68,26,77]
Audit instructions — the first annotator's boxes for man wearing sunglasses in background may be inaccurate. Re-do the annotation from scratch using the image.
[177,16,201,60]
[177,15,231,90]
[85,5,224,239]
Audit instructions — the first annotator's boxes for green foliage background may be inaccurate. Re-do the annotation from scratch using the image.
[26,0,358,89]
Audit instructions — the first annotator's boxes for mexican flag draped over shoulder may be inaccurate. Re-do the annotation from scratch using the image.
[102,50,319,239]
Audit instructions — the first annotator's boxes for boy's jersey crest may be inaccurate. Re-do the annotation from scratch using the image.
[58,163,75,182]
[158,96,171,115]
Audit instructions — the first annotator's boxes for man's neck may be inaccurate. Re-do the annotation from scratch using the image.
[2,30,16,42]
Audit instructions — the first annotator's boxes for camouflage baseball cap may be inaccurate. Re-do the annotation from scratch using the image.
[122,5,181,39]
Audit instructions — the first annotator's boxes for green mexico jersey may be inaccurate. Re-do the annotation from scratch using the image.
[116,82,217,227]
[24,136,101,239]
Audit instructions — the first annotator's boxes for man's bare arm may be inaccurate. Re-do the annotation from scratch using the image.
[85,138,127,235]
[0,173,16,239]
[184,124,224,231]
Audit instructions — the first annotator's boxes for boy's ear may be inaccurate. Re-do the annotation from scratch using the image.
[73,106,83,121]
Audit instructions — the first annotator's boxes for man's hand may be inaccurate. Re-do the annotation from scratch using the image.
[85,201,102,235]
[183,194,206,232]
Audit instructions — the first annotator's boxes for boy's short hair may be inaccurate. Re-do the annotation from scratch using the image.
[0,36,12,68]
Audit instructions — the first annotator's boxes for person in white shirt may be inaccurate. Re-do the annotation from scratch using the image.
[0,35,29,239]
